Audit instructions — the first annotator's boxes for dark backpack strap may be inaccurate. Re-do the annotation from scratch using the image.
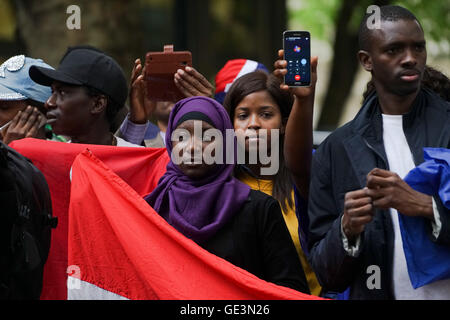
[0,141,56,299]
[0,142,17,298]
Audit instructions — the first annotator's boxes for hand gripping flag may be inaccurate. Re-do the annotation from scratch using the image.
[67,150,321,300]
[9,138,169,299]
[401,148,450,288]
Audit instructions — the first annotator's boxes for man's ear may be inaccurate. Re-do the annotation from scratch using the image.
[90,95,108,115]
[358,50,372,72]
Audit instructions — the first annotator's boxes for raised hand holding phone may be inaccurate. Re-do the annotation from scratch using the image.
[274,50,318,100]
[274,33,318,200]
[145,45,192,102]
[174,66,214,98]
[128,58,156,124]
[283,31,311,87]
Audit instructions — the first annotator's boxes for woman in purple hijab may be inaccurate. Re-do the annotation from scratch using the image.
[146,96,309,294]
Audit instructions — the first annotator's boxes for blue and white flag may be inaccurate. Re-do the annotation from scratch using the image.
[401,148,450,289]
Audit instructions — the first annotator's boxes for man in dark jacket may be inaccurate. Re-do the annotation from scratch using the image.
[308,5,450,299]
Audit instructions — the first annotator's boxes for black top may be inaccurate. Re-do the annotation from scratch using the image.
[308,89,450,299]
[201,189,310,294]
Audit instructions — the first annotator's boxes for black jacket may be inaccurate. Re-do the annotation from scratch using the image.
[202,189,310,294]
[308,89,450,299]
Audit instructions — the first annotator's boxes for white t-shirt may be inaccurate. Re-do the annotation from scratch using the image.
[115,136,143,148]
[159,131,166,145]
[382,114,450,300]
[67,136,143,148]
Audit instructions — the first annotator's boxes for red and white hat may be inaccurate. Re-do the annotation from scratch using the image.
[214,59,268,104]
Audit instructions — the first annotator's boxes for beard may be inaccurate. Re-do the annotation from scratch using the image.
[390,81,421,96]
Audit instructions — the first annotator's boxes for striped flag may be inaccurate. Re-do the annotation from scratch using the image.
[402,147,450,288]
[214,59,268,104]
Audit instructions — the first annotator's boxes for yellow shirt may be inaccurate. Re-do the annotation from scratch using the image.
[236,171,322,296]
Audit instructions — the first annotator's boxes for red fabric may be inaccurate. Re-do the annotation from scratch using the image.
[69,150,322,299]
[214,59,247,93]
[9,138,169,300]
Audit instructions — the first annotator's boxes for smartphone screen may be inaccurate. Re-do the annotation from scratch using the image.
[283,31,311,87]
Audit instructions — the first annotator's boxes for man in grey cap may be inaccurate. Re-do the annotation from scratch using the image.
[0,55,55,144]
[29,45,138,147]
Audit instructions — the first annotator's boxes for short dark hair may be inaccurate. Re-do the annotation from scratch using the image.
[223,71,293,121]
[83,85,124,130]
[358,5,422,51]
[422,66,450,101]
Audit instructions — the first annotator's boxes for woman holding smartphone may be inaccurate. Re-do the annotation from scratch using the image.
[222,52,321,296]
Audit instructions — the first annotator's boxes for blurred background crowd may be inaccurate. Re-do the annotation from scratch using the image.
[0,0,448,131]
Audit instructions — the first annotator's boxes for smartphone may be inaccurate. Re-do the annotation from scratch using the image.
[283,31,311,87]
[145,45,192,102]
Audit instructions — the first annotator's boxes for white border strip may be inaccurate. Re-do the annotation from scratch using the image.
[67,276,129,300]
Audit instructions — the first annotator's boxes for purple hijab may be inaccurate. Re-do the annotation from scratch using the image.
[145,96,250,243]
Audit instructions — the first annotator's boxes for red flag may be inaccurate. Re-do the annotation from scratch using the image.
[9,138,169,299]
[68,150,321,300]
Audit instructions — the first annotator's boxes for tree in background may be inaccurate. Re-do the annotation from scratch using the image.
[6,0,286,95]
[320,0,391,131]
[178,0,286,82]
[3,0,446,131]
[12,0,144,77]
[290,0,449,131]
[0,0,25,57]
[8,0,160,130]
